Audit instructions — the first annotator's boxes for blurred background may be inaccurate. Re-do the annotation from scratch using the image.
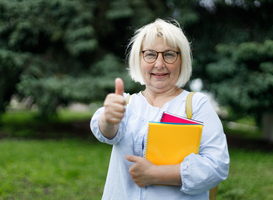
[0,0,273,199]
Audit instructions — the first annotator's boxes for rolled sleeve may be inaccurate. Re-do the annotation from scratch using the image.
[180,93,230,195]
[180,150,229,195]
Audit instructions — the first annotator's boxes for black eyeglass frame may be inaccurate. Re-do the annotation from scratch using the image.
[140,50,181,64]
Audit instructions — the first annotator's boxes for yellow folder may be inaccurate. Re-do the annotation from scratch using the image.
[144,122,203,165]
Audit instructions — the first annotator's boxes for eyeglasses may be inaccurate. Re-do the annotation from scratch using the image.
[140,50,180,64]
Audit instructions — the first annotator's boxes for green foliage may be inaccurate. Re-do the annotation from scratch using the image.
[205,40,273,123]
[177,1,273,127]
[0,49,29,112]
[1,0,273,125]
[0,0,152,116]
[0,0,98,115]
[106,0,134,20]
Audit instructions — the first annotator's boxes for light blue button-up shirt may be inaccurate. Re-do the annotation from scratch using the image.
[90,91,230,200]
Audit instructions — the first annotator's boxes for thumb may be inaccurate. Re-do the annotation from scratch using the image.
[125,155,140,163]
[115,78,124,96]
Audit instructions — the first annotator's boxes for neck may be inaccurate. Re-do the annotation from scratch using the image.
[142,87,183,108]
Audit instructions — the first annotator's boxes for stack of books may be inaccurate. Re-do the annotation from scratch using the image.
[144,112,203,165]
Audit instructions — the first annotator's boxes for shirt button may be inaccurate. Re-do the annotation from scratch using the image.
[182,186,185,190]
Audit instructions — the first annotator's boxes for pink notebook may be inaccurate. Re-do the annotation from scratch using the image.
[160,111,203,125]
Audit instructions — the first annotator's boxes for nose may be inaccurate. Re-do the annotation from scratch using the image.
[154,53,165,68]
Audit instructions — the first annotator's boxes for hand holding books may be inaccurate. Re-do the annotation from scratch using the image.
[125,112,203,187]
[125,154,182,187]
[125,155,154,187]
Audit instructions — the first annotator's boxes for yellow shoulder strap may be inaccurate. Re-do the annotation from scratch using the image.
[186,91,218,200]
[127,93,195,116]
[186,92,195,119]
[125,95,131,106]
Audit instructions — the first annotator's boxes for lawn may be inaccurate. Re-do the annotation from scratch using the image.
[0,139,112,200]
[1,110,273,200]
[218,148,273,200]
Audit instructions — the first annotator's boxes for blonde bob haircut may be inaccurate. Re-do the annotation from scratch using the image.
[127,18,192,88]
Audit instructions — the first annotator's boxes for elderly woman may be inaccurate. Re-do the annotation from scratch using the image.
[90,18,229,200]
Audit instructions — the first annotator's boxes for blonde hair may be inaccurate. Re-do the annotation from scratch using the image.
[127,18,192,88]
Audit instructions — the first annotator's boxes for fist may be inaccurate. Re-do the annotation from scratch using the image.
[103,78,125,124]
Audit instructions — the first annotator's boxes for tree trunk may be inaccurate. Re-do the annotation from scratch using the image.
[262,112,273,142]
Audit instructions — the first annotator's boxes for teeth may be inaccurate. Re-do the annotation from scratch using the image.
[153,74,166,76]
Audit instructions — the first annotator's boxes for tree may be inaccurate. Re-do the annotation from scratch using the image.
[1,0,273,141]
[0,0,168,116]
[173,0,273,141]
[207,40,273,140]
[0,0,101,115]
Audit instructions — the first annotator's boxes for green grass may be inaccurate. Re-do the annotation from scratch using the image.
[1,140,272,200]
[218,149,273,200]
[0,139,112,200]
[1,111,273,199]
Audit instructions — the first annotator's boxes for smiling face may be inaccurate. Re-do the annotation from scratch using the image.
[140,36,181,93]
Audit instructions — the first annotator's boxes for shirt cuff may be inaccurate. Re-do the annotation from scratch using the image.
[90,107,126,145]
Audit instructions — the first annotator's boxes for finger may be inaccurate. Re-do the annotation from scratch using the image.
[115,78,124,96]
[104,93,125,105]
[105,110,125,121]
[125,155,140,163]
[104,103,125,116]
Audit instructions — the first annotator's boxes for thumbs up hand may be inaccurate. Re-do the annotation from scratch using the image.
[102,78,126,125]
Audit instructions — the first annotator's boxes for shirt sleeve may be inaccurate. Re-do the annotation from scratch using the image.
[180,93,230,195]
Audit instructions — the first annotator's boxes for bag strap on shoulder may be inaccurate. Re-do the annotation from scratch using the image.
[126,95,131,106]
[185,91,219,200]
[126,92,196,118]
[186,92,195,119]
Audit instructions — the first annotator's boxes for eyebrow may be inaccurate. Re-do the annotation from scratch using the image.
[143,49,177,52]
